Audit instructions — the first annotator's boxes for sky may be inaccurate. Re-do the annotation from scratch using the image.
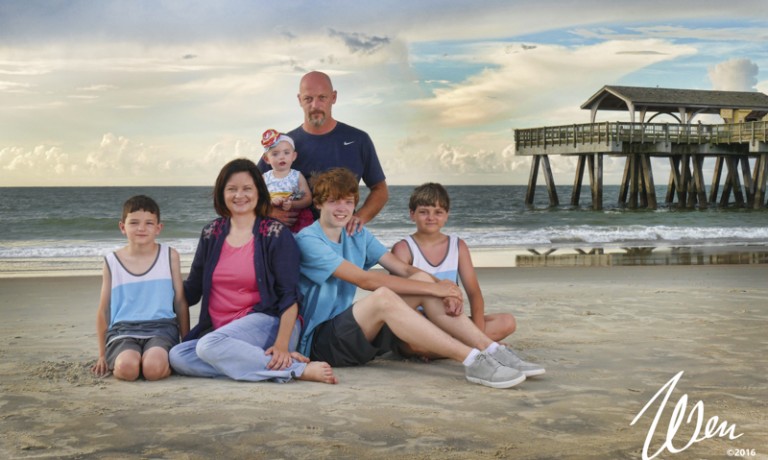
[1,0,767,186]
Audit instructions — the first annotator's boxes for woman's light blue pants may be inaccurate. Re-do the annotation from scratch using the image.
[169,312,306,383]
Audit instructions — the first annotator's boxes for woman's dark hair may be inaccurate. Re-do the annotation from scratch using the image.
[213,158,272,218]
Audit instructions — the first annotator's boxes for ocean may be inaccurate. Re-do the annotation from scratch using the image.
[1,185,767,275]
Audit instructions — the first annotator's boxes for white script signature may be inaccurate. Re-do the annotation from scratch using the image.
[630,371,743,460]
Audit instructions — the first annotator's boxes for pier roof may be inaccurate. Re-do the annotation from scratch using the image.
[581,85,768,123]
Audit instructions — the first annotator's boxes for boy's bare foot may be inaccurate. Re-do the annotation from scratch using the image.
[298,361,338,384]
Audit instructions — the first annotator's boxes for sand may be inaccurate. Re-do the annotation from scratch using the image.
[1,265,766,459]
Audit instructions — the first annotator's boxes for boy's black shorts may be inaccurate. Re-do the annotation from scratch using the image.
[310,306,400,367]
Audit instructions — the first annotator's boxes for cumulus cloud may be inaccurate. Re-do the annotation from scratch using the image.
[85,133,155,173]
[425,143,530,175]
[0,145,74,176]
[0,133,267,185]
[200,138,260,168]
[708,58,759,91]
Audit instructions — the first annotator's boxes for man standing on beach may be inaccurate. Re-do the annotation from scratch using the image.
[259,71,389,234]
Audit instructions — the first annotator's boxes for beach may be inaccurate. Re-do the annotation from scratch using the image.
[1,264,766,460]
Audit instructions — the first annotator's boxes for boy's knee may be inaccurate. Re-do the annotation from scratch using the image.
[488,314,517,341]
[507,315,517,334]
[142,358,171,381]
[142,348,171,381]
[370,286,401,307]
[113,355,140,381]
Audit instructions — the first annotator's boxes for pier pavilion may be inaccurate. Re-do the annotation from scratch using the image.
[515,86,768,210]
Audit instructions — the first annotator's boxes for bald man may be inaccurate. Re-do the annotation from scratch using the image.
[258,71,389,234]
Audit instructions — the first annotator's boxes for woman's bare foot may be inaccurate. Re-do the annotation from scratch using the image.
[297,361,338,384]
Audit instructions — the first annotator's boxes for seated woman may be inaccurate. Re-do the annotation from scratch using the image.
[169,158,336,384]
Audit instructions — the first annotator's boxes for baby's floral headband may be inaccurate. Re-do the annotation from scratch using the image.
[261,129,294,153]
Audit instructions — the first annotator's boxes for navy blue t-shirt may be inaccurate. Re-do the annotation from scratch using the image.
[258,122,386,187]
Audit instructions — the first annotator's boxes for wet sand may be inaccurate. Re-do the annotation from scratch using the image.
[0,265,766,459]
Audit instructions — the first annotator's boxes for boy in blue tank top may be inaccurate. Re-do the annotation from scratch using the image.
[392,183,544,377]
[91,195,189,381]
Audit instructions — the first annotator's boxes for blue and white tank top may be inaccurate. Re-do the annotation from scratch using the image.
[404,234,460,283]
[105,244,176,326]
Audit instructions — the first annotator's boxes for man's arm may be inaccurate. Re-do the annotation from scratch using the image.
[269,208,299,227]
[347,180,388,234]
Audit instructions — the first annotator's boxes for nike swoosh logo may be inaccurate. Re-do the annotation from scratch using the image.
[344,141,355,145]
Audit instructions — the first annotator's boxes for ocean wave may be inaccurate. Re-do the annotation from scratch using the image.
[2,226,767,259]
[375,225,768,249]
[0,239,199,258]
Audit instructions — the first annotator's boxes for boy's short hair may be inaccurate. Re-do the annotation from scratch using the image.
[409,183,450,212]
[122,195,161,222]
[310,168,360,207]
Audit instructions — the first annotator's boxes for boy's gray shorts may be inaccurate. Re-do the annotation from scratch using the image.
[106,336,174,369]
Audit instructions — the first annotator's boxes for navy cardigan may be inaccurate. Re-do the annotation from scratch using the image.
[183,216,302,340]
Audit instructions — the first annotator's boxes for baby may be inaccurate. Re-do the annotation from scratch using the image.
[261,129,314,232]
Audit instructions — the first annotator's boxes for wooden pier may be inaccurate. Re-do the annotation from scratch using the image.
[515,86,768,210]
[515,120,768,209]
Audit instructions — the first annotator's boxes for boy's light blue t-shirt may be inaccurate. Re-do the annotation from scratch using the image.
[295,221,387,356]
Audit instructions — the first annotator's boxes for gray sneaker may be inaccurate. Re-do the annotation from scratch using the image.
[489,346,546,377]
[465,353,526,388]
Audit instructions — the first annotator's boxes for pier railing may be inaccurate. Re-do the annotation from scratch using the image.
[515,121,768,150]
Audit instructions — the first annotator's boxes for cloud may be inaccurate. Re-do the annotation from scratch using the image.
[200,138,260,168]
[0,145,74,176]
[328,29,391,54]
[76,84,117,92]
[0,133,266,186]
[573,24,768,43]
[410,39,696,128]
[708,58,759,91]
[85,133,157,173]
[429,143,516,174]
[0,80,32,93]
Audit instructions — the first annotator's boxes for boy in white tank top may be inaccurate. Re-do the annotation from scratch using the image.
[392,183,544,377]
[91,195,189,381]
